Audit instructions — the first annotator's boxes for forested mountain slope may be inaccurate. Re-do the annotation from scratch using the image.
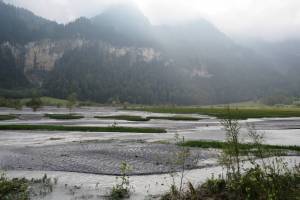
[0,1,299,104]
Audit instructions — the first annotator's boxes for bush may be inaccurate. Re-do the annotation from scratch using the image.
[161,109,300,200]
[0,173,56,200]
[26,96,42,111]
[109,162,131,200]
[0,97,22,109]
[204,176,226,194]
[0,174,29,200]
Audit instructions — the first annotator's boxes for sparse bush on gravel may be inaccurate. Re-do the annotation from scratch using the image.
[161,109,300,200]
[0,173,57,200]
[0,173,29,200]
[109,162,131,200]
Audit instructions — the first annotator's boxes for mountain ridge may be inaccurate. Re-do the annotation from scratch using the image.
[0,1,299,105]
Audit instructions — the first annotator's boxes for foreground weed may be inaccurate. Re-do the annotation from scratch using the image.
[109,162,132,200]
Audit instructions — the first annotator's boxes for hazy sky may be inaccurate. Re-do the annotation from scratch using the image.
[4,0,300,41]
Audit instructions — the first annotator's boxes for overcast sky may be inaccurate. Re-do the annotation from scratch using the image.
[4,0,300,41]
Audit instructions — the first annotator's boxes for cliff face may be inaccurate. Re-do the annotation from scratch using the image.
[23,39,89,85]
[24,39,87,72]
[1,39,163,85]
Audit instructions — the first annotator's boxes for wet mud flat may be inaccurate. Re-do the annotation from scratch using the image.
[0,140,219,175]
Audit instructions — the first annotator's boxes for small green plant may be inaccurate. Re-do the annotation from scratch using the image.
[112,121,118,128]
[164,134,194,199]
[176,136,191,192]
[30,174,56,197]
[204,174,226,194]
[66,93,77,113]
[219,109,242,184]
[109,162,131,200]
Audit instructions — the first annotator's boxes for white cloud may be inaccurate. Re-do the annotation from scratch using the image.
[4,0,300,41]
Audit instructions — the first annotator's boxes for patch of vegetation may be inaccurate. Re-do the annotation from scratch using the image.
[161,112,300,200]
[147,116,200,121]
[0,173,56,200]
[20,96,68,107]
[0,174,29,200]
[0,124,166,133]
[162,167,300,200]
[129,106,300,119]
[0,114,17,121]
[45,114,84,120]
[0,97,23,109]
[95,115,201,121]
[181,140,300,155]
[109,162,132,200]
[39,97,68,107]
[26,96,43,112]
[49,137,64,140]
[95,115,149,121]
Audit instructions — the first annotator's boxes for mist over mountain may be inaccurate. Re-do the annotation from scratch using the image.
[0,1,299,105]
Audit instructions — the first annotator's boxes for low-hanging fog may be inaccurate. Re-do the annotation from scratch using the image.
[4,0,300,41]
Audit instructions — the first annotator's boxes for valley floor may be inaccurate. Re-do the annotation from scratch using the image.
[0,106,299,199]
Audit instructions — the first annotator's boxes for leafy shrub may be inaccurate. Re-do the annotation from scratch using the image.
[0,173,56,200]
[0,97,22,109]
[204,176,226,194]
[109,162,131,200]
[0,174,29,200]
[26,96,43,111]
